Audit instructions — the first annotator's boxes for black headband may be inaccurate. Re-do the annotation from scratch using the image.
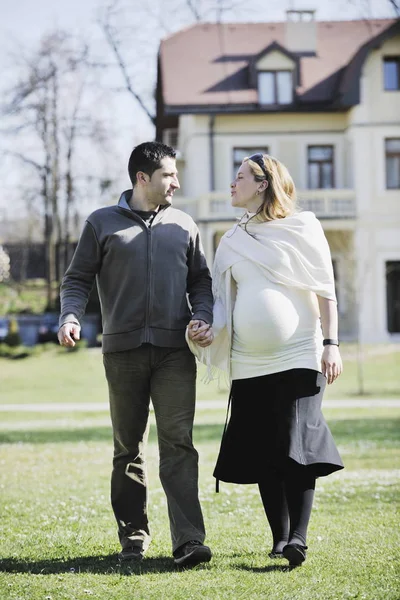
[248,153,268,178]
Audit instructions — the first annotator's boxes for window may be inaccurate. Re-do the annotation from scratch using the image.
[331,259,345,315]
[163,128,178,148]
[386,261,400,333]
[331,258,338,299]
[308,145,334,189]
[233,147,269,179]
[385,139,400,189]
[258,71,293,105]
[287,9,315,22]
[331,259,340,313]
[383,57,400,91]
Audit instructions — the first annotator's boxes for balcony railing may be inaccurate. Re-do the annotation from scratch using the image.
[173,189,356,220]
[198,193,243,220]
[201,190,356,220]
[297,190,356,218]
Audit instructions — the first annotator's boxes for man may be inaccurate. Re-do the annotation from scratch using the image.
[58,141,213,567]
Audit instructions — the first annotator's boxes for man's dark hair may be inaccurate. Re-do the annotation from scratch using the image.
[128,141,176,186]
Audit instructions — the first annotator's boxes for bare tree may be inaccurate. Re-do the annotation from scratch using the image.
[98,0,249,127]
[101,6,156,124]
[63,84,83,276]
[388,0,400,16]
[1,32,114,309]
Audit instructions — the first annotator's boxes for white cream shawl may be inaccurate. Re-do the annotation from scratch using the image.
[187,211,336,380]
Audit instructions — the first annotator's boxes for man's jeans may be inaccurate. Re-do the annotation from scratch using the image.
[103,344,205,553]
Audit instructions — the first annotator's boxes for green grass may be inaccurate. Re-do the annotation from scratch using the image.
[0,347,400,599]
[0,411,399,599]
[0,346,105,404]
[1,344,400,406]
[324,344,400,398]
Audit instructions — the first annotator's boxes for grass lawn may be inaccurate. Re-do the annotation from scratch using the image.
[0,343,400,406]
[0,348,399,599]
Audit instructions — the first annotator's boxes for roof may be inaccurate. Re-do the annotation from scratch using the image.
[159,18,398,113]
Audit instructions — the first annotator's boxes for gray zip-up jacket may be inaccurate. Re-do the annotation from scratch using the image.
[59,190,213,353]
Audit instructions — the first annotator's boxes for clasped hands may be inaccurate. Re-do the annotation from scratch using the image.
[187,319,214,348]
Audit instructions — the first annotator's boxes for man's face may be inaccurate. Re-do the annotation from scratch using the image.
[146,156,180,206]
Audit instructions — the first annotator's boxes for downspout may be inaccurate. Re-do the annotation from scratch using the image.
[209,114,215,191]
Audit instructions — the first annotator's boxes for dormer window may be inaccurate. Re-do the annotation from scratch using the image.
[250,42,297,107]
[258,71,293,105]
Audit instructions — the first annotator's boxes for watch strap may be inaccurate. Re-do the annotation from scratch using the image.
[323,338,339,346]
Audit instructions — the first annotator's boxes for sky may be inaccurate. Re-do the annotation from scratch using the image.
[0,0,397,224]
[1,0,396,136]
[1,0,397,92]
[0,0,396,44]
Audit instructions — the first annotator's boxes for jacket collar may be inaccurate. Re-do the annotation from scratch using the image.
[117,189,170,221]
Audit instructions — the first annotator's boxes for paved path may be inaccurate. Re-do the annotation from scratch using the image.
[1,399,400,412]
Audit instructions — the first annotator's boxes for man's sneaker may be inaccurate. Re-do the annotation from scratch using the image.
[118,545,144,562]
[173,540,212,568]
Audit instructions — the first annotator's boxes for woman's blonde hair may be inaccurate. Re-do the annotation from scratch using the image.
[244,154,296,221]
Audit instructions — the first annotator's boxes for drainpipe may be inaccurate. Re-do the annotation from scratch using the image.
[209,114,215,191]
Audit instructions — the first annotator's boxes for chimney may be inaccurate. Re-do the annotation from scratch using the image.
[285,10,317,54]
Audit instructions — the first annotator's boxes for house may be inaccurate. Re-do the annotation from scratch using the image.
[156,11,400,343]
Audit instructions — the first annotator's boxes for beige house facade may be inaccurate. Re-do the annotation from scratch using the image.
[156,14,400,343]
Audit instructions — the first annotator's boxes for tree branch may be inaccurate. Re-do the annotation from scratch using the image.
[4,150,47,173]
[100,17,156,124]
[186,0,202,21]
[388,0,400,15]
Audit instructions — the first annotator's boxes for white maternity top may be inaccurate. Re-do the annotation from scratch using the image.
[186,212,336,383]
[230,259,323,380]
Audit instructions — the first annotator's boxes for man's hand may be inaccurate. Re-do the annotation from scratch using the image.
[188,320,214,348]
[321,345,343,385]
[57,322,81,348]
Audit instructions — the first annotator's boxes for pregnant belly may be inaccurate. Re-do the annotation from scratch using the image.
[233,287,300,350]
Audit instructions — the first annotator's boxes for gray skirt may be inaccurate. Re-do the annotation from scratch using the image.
[213,368,344,484]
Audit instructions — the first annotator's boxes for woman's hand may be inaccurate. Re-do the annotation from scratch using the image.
[187,320,214,348]
[321,345,343,385]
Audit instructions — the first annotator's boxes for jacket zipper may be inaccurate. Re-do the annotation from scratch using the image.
[144,226,152,342]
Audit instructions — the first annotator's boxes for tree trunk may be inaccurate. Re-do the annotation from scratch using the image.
[48,66,60,308]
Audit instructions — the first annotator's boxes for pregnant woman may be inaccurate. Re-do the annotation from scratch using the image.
[188,153,344,568]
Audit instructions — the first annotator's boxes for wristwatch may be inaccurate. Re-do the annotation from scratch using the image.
[323,339,339,346]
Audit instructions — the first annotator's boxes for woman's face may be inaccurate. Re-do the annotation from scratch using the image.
[231,161,262,212]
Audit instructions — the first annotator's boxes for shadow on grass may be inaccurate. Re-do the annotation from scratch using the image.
[235,563,292,573]
[0,419,398,446]
[0,554,180,575]
[0,423,225,445]
[0,555,294,576]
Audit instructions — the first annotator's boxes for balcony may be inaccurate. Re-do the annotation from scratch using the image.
[173,189,357,221]
[197,193,243,221]
[184,189,356,221]
[297,190,356,219]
